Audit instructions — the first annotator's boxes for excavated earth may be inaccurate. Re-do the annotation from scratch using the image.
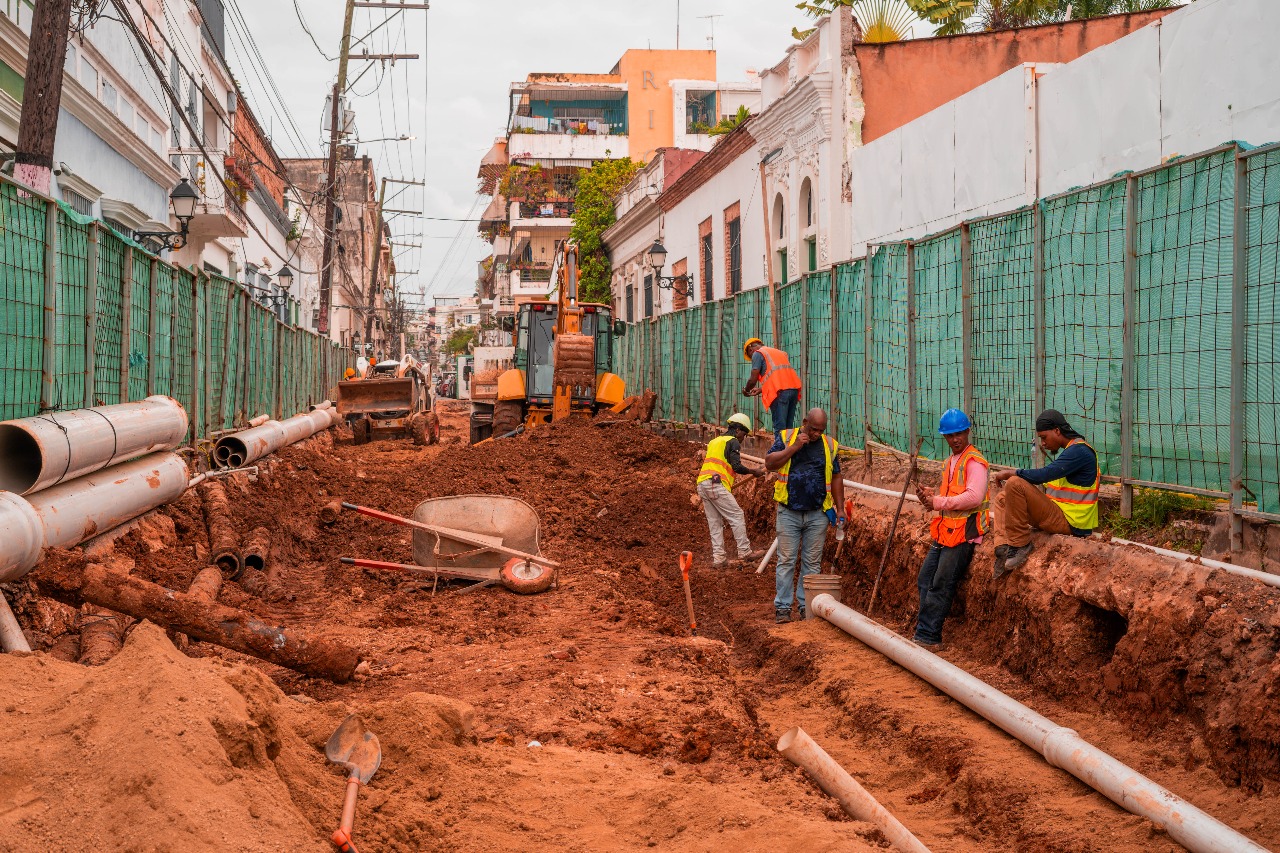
[2,401,1279,852]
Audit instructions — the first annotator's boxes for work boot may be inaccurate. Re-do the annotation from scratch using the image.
[712,559,728,569]
[775,608,790,624]
[744,548,767,563]
[992,544,1011,579]
[796,606,806,621]
[1004,542,1035,571]
[911,637,943,652]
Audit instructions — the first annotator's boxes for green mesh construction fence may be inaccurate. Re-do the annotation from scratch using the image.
[0,178,347,441]
[912,231,963,462]
[610,142,1279,526]
[1243,146,1280,515]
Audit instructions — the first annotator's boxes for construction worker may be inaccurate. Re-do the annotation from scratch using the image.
[765,407,846,623]
[742,338,803,441]
[990,409,1100,577]
[697,414,768,568]
[913,409,989,649]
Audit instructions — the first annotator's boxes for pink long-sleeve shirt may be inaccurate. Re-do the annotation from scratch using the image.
[932,454,989,544]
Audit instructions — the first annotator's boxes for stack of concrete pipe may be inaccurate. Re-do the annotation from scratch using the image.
[212,402,339,469]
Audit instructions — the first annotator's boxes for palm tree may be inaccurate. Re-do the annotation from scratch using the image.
[794,0,919,42]
[796,0,1176,36]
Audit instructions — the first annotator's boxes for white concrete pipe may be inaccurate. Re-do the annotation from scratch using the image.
[777,727,931,853]
[308,400,334,412]
[248,414,270,427]
[809,594,1270,853]
[0,396,189,496]
[213,407,339,468]
[0,452,190,583]
[0,595,32,653]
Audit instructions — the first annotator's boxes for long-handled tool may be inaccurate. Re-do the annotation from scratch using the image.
[341,502,560,570]
[326,714,382,853]
[754,537,779,575]
[679,551,696,636]
[339,556,554,595]
[867,441,921,615]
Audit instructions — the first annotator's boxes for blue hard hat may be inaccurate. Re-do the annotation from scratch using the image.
[938,408,971,435]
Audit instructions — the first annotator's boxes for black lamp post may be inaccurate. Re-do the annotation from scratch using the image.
[134,178,199,251]
[646,240,694,297]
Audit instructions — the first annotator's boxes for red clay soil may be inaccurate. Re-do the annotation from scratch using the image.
[3,401,1278,851]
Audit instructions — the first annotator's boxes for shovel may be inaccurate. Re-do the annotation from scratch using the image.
[679,551,696,636]
[326,714,382,853]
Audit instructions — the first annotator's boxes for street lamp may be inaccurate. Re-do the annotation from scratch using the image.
[352,134,417,144]
[277,264,294,291]
[133,179,200,251]
[645,239,694,297]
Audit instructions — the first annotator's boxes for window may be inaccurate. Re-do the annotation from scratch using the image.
[625,279,634,322]
[62,188,93,216]
[773,194,786,240]
[65,43,77,76]
[552,170,580,197]
[151,127,163,153]
[701,232,714,302]
[643,274,653,319]
[170,55,181,146]
[80,60,98,94]
[777,249,787,285]
[728,218,742,294]
[801,178,814,228]
[807,237,817,272]
[101,81,117,113]
[119,98,133,129]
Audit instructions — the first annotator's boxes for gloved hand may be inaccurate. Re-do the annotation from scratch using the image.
[825,507,838,526]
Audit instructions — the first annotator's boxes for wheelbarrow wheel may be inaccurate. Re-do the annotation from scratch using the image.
[499,558,553,595]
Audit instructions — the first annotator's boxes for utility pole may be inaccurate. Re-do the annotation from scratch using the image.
[16,0,74,194]
[317,0,427,338]
[366,176,424,348]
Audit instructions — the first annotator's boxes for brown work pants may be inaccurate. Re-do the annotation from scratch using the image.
[991,476,1072,548]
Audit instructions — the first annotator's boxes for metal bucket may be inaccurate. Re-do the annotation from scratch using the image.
[802,574,842,618]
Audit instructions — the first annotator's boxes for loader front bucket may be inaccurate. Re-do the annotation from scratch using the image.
[336,378,417,417]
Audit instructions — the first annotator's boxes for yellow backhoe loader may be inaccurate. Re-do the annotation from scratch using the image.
[469,242,626,442]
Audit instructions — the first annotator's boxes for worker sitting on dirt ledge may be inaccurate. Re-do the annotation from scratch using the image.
[990,409,1100,577]
[742,338,803,442]
[914,409,990,650]
[696,413,769,569]
[766,407,846,623]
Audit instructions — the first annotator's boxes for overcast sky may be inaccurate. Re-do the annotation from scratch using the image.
[234,0,818,305]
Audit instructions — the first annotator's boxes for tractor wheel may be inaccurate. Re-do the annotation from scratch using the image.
[499,558,554,595]
[410,413,429,446]
[426,411,441,445]
[492,401,524,438]
[352,416,372,446]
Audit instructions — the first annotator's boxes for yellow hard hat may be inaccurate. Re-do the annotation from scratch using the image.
[742,337,763,361]
[728,413,752,431]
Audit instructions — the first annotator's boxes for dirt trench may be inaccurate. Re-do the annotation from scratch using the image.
[3,405,1278,851]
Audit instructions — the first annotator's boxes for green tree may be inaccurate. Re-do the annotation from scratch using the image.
[795,0,919,41]
[569,157,644,304]
[708,105,753,137]
[446,326,478,355]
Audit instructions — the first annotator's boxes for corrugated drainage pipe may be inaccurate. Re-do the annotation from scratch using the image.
[0,453,190,583]
[809,594,1270,853]
[777,727,930,853]
[0,396,188,495]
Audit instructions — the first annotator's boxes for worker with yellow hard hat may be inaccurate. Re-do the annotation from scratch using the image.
[696,413,768,569]
[742,338,803,442]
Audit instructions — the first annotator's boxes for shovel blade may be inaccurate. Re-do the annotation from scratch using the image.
[325,714,383,784]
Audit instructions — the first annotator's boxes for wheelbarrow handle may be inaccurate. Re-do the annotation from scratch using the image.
[340,502,561,569]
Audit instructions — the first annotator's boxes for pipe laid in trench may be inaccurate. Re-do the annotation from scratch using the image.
[32,560,360,682]
[777,727,931,853]
[0,453,190,583]
[200,481,242,578]
[0,595,31,653]
[809,594,1270,853]
[0,396,188,496]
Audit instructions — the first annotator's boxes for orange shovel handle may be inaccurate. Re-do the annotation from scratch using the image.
[331,776,362,852]
[679,550,693,580]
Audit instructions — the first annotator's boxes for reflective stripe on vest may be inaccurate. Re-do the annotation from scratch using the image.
[698,435,737,491]
[1045,438,1100,529]
[929,445,990,547]
[773,430,837,511]
[757,346,803,409]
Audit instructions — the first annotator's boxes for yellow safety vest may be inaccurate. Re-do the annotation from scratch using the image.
[698,436,737,491]
[773,429,837,511]
[1044,438,1100,530]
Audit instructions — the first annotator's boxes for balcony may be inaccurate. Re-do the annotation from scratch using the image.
[172,149,249,240]
[510,200,574,230]
[507,131,628,165]
[511,267,554,299]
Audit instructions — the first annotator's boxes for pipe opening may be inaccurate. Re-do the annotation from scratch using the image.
[218,438,248,468]
[244,553,265,572]
[0,425,43,493]
[776,727,800,752]
[215,554,241,575]
[214,445,231,462]
[228,454,245,468]
[1076,601,1129,666]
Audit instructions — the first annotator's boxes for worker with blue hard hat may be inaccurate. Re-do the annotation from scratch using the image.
[911,408,990,650]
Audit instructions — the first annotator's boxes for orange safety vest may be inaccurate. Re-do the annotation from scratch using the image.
[929,445,990,547]
[697,436,738,491]
[756,346,802,409]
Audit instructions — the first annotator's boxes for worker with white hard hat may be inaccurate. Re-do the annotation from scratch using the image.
[696,413,768,568]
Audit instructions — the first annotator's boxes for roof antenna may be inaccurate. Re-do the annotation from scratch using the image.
[699,14,723,50]
[676,0,680,48]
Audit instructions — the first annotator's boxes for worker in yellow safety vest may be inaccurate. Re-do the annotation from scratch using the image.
[913,409,989,650]
[697,414,768,568]
[764,407,846,623]
[742,338,803,441]
[990,409,1100,577]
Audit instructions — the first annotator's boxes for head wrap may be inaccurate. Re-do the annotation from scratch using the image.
[1035,408,1082,439]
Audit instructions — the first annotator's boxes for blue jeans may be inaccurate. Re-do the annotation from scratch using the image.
[769,388,800,442]
[914,542,975,644]
[775,505,827,613]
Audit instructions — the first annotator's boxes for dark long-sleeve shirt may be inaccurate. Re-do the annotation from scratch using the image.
[1016,441,1097,488]
[724,436,754,475]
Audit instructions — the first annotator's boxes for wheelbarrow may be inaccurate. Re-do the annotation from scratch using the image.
[340,495,557,594]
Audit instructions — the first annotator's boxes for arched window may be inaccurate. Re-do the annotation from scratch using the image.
[772,194,786,241]
[801,178,814,229]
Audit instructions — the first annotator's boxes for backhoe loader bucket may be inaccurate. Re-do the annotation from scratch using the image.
[411,495,542,570]
[336,378,418,418]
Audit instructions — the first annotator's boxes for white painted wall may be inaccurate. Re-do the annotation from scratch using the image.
[850,0,1280,253]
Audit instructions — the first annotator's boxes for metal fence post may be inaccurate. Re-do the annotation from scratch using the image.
[203,273,214,438]
[147,259,159,395]
[40,200,59,411]
[1032,202,1046,467]
[190,271,200,444]
[960,223,973,418]
[698,305,707,424]
[1229,147,1247,552]
[1120,174,1138,519]
[119,247,133,404]
[863,246,874,460]
[800,273,809,380]
[274,320,283,420]
[83,223,99,408]
[905,241,918,455]
[829,265,840,435]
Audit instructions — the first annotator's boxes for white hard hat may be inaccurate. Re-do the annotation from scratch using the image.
[727,413,752,431]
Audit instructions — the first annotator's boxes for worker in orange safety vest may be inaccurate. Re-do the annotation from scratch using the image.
[742,338,803,442]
